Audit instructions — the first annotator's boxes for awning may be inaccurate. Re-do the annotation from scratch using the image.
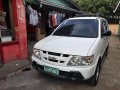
[24,0,82,14]
[45,0,70,7]
[41,0,81,13]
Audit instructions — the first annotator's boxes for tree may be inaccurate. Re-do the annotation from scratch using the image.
[74,0,119,16]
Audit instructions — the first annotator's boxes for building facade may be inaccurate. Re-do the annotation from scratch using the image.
[0,0,27,64]
[0,0,81,64]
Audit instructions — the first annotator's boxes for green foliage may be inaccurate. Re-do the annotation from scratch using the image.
[74,0,119,15]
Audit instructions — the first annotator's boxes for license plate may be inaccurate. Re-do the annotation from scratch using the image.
[44,66,59,76]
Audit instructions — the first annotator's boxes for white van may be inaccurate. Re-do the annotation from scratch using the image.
[32,17,111,86]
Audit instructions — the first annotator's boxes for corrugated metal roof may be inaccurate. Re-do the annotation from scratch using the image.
[40,0,82,13]
[66,0,81,10]
[24,0,82,14]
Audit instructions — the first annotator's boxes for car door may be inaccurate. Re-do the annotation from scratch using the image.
[100,20,109,56]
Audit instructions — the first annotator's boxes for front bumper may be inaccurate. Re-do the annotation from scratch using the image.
[32,61,85,80]
[32,56,97,80]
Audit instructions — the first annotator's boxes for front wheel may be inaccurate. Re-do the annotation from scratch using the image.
[89,64,100,86]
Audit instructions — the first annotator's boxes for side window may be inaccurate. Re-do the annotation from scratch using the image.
[104,21,109,32]
[101,22,104,34]
[101,20,108,34]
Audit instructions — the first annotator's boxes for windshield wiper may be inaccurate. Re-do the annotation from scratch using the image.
[70,35,95,38]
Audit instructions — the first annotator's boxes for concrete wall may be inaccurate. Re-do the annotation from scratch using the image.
[109,24,119,35]
[1,0,28,64]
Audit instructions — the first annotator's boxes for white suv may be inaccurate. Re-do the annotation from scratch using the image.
[32,17,111,86]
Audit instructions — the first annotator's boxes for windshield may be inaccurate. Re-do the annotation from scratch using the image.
[53,19,98,38]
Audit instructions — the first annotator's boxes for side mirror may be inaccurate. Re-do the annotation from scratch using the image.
[102,31,111,37]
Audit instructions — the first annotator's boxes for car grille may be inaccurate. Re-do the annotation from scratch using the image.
[41,50,70,64]
[43,51,69,57]
[48,52,61,56]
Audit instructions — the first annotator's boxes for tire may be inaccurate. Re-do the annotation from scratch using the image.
[89,64,100,86]
[105,45,109,56]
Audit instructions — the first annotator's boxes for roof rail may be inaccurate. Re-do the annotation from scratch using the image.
[75,13,103,17]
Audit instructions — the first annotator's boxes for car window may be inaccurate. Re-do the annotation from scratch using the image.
[53,19,98,38]
[101,20,108,34]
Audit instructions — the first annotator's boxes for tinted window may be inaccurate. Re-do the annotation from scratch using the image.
[53,19,98,38]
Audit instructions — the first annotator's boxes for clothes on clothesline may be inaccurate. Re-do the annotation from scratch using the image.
[27,6,39,26]
[48,12,65,28]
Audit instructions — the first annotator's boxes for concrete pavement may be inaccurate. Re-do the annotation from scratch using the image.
[0,60,30,79]
[0,35,120,90]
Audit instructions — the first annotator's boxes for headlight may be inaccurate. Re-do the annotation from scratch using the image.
[33,48,41,58]
[67,55,94,66]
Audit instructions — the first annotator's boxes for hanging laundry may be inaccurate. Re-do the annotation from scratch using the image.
[28,6,38,26]
[56,13,62,26]
[48,11,66,28]
[48,13,53,28]
[52,13,56,27]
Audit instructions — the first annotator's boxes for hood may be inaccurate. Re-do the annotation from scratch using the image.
[34,36,97,56]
